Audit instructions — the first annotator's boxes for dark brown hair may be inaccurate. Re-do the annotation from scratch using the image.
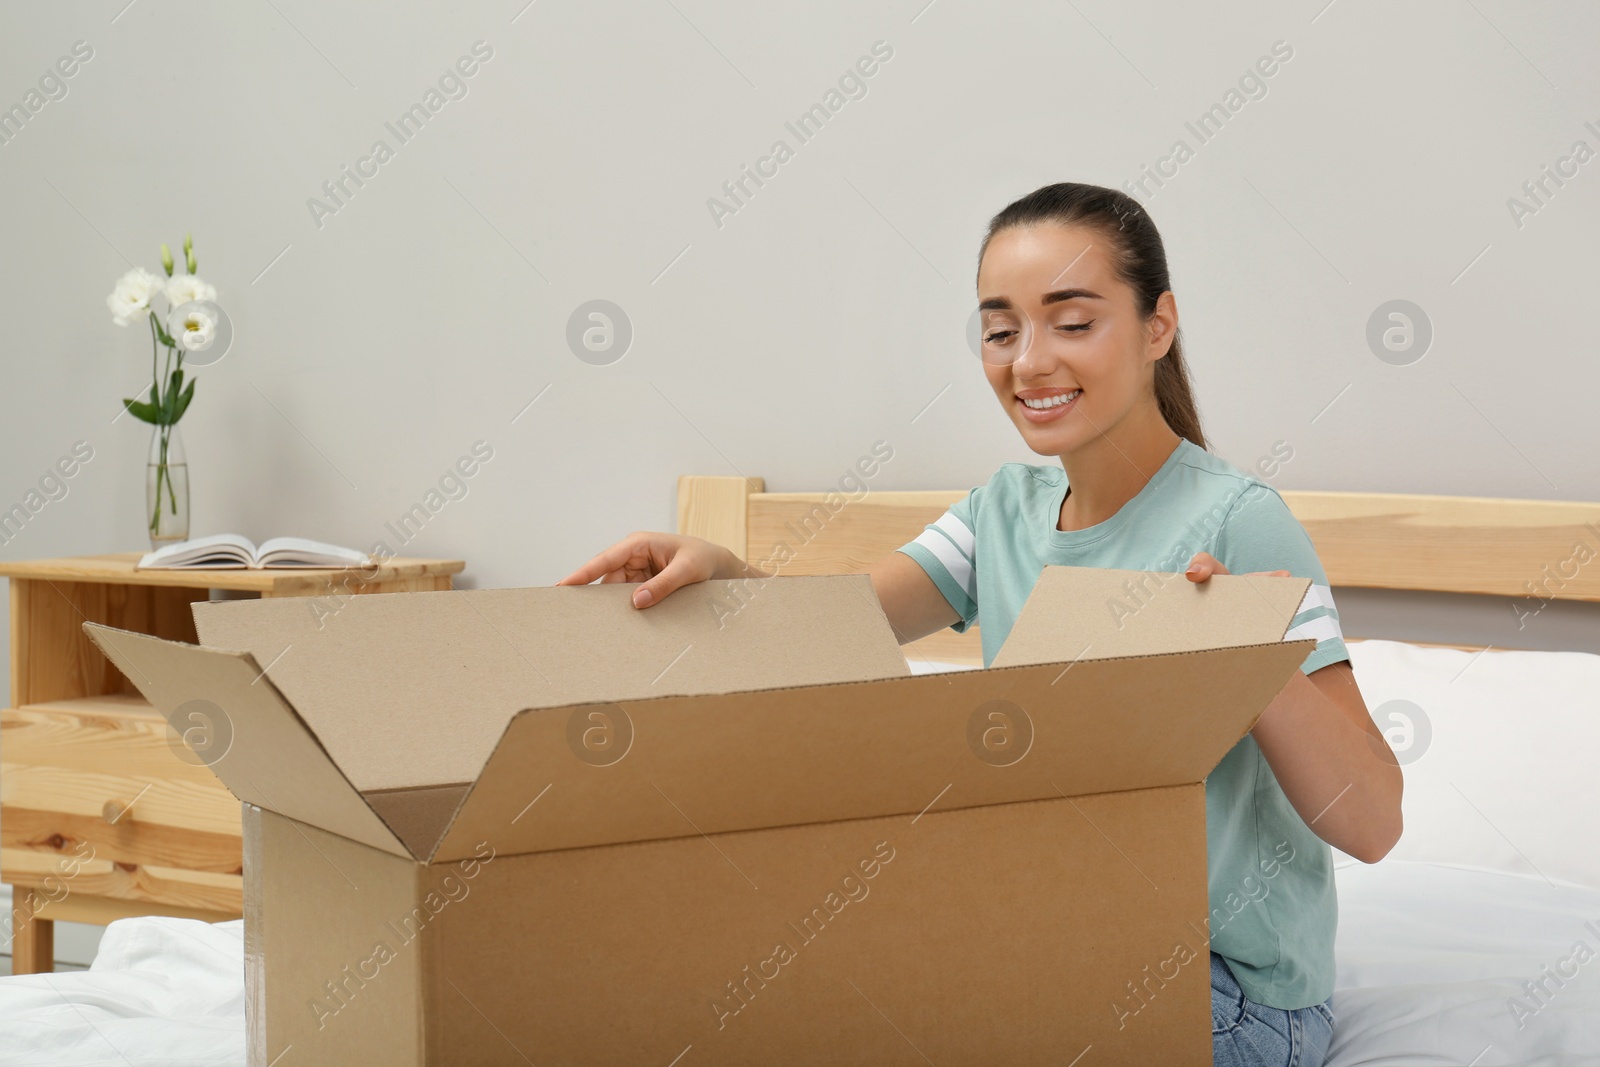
[977,182,1206,451]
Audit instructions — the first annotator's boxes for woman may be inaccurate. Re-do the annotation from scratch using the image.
[558,181,1403,1067]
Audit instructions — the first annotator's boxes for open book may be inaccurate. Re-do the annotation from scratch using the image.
[137,534,372,570]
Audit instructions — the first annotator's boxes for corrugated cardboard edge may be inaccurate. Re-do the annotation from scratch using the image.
[994,569,1312,669]
[82,621,413,860]
[424,637,1315,863]
[243,803,266,1067]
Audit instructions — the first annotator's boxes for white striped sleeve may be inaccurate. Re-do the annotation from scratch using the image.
[1213,483,1351,674]
[1283,581,1348,671]
[895,490,980,633]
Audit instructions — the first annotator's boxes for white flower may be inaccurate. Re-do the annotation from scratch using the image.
[106,267,163,326]
[170,308,217,352]
[165,273,218,307]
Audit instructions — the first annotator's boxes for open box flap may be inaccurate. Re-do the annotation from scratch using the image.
[429,636,1315,862]
[82,622,411,859]
[994,567,1312,668]
[191,575,910,794]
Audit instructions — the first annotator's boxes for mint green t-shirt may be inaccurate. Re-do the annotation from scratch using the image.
[895,438,1348,1010]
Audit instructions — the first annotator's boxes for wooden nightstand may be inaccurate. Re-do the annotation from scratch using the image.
[0,552,465,973]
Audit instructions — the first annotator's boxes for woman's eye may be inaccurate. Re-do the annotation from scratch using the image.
[1058,321,1094,333]
[984,330,1017,344]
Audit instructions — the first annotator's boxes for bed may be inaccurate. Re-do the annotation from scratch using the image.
[2,477,1596,1066]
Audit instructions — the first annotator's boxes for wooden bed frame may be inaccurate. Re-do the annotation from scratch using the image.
[678,475,1600,665]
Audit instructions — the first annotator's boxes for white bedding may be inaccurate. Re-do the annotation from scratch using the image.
[1329,861,1600,1066]
[0,917,244,1066]
[2,640,1593,1065]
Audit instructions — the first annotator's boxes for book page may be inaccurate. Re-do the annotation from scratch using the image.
[256,536,370,568]
[137,533,257,569]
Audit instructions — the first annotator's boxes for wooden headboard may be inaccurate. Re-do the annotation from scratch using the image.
[678,475,1600,665]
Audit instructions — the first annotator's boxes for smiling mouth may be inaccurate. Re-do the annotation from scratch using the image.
[1019,389,1081,410]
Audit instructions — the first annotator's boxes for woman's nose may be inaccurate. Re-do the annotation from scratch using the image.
[1009,317,1051,375]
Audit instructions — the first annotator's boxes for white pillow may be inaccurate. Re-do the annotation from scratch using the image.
[910,641,1600,889]
[1341,640,1600,888]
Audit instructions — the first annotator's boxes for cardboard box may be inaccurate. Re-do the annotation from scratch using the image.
[83,566,1315,1066]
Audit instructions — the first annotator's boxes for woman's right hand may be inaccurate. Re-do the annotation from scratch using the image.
[555,532,751,608]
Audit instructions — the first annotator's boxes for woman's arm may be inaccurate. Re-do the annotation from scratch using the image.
[1186,551,1403,863]
[1249,660,1403,862]
[558,534,960,647]
[867,550,963,646]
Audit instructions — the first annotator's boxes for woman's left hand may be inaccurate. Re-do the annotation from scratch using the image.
[1183,551,1288,581]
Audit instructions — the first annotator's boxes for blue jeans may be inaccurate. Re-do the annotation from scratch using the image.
[1211,952,1334,1067]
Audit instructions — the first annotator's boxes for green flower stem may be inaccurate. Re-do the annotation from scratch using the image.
[162,339,178,514]
[162,426,176,513]
[149,455,163,534]
[160,340,172,417]
[143,305,188,535]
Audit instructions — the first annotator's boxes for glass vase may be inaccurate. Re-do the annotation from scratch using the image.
[146,423,190,549]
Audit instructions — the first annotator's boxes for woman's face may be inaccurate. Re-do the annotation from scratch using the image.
[975,222,1174,457]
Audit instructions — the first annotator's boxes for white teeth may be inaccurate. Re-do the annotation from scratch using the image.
[1022,390,1081,410]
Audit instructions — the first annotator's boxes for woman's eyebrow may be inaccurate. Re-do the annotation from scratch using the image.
[978,288,1105,311]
